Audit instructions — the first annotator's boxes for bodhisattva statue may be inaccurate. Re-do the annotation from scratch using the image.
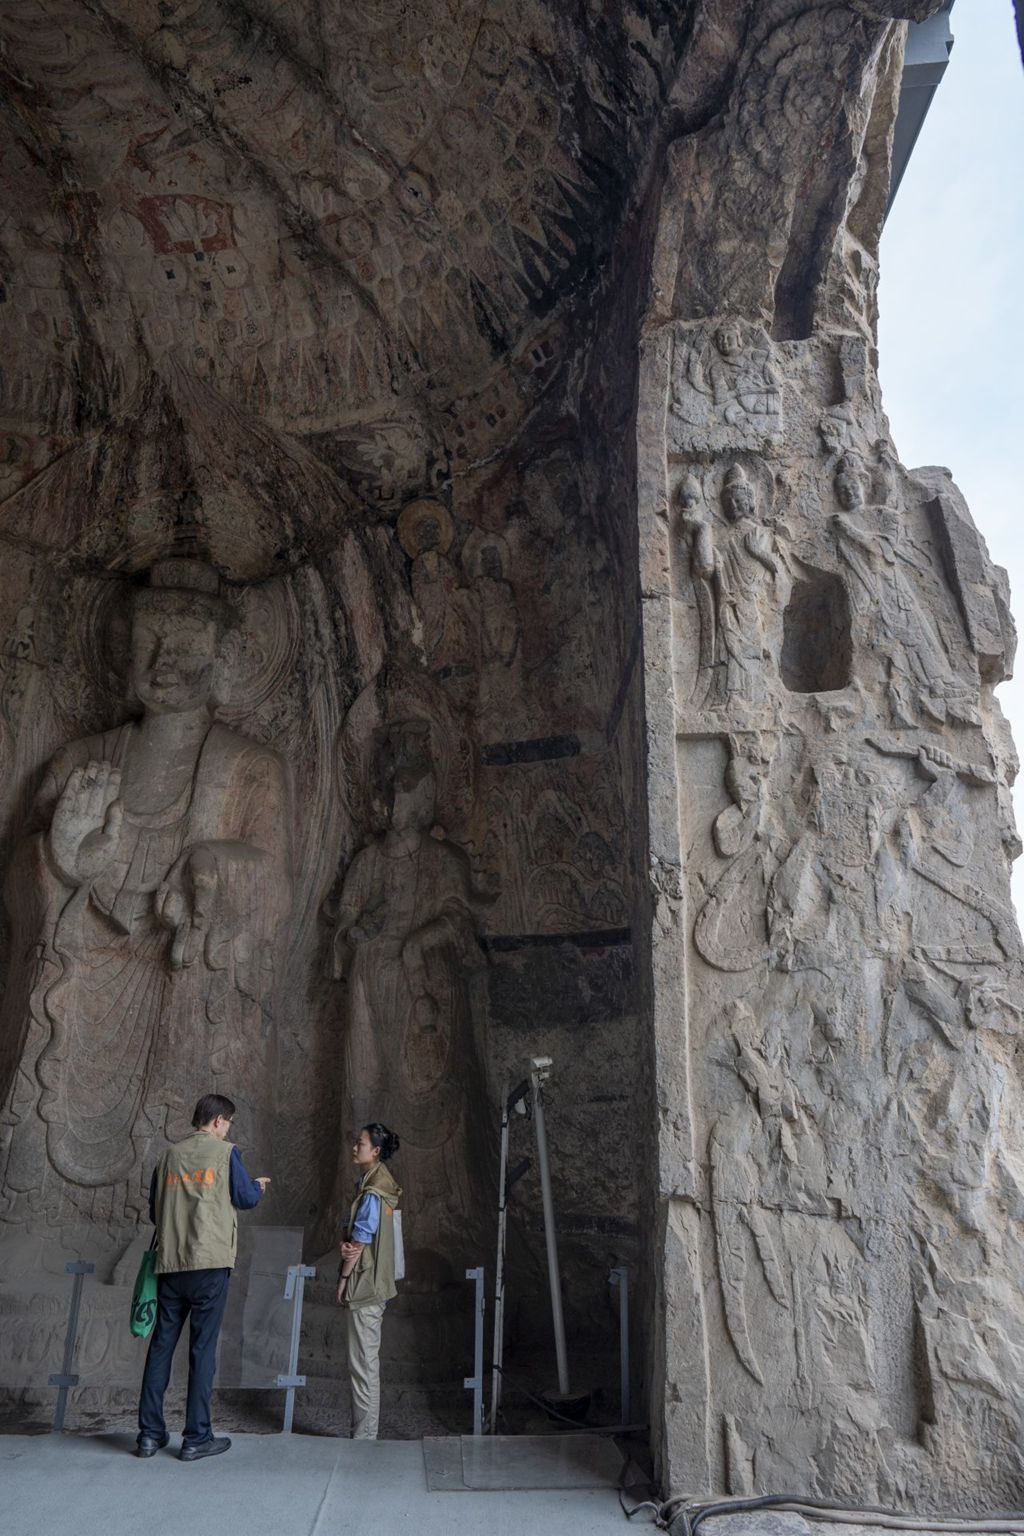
[683,462,787,712]
[331,717,488,1268]
[0,559,292,1227]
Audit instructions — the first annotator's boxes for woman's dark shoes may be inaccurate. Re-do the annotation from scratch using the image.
[179,1435,231,1462]
[135,1434,169,1458]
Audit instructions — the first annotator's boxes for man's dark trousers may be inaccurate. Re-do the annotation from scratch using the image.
[138,1268,230,1448]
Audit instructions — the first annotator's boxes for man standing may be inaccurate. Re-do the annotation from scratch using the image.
[136,1093,269,1461]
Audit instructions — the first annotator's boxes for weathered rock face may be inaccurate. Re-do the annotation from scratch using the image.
[0,0,1020,1506]
[0,0,655,1412]
[638,1,1024,1512]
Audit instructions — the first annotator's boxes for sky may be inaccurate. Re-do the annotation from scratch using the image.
[877,0,1024,918]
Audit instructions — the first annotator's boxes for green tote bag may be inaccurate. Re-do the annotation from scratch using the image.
[130,1244,158,1339]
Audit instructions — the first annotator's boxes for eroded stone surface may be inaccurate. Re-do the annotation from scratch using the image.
[637,2,1024,1512]
[0,0,1019,1512]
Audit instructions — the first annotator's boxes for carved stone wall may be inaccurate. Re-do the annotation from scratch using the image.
[0,0,654,1391]
[0,0,1020,1499]
[637,1,1024,1510]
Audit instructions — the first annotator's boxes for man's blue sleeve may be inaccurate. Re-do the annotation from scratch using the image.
[229,1146,262,1211]
[350,1193,380,1244]
[149,1167,157,1226]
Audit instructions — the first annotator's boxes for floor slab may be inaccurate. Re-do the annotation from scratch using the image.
[1,1431,630,1536]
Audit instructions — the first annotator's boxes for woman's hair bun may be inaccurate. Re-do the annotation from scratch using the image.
[364,1122,400,1162]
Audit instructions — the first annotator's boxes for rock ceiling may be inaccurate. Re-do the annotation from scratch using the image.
[0,0,702,513]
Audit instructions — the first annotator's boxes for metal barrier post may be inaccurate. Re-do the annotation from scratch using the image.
[50,1260,94,1433]
[464,1266,485,1436]
[490,1078,531,1434]
[277,1263,316,1434]
[609,1265,630,1425]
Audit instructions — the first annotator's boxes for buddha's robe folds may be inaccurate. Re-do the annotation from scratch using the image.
[0,720,291,1225]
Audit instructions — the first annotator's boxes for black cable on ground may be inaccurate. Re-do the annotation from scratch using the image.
[490,1362,647,1436]
[655,1492,1024,1536]
[618,1479,661,1522]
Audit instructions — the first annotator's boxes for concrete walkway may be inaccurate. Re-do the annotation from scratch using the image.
[1,1431,632,1536]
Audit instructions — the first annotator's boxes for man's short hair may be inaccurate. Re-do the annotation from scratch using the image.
[191,1093,236,1129]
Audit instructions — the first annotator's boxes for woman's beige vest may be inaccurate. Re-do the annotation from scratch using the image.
[154,1132,238,1274]
[346,1162,402,1309]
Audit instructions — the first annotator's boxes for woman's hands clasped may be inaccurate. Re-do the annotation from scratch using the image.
[335,1239,363,1305]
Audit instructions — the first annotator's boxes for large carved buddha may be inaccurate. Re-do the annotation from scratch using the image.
[0,559,292,1228]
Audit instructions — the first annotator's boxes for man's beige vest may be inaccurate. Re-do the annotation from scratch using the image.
[154,1132,237,1274]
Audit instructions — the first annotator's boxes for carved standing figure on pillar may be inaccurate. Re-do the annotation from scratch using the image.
[683,464,787,712]
[831,452,978,729]
[0,559,293,1227]
[331,711,489,1270]
[709,999,792,1385]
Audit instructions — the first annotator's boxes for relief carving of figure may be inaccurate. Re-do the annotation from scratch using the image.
[831,452,979,729]
[682,464,788,713]
[461,528,520,671]
[331,709,490,1266]
[694,734,783,972]
[672,321,783,447]
[697,738,913,981]
[770,745,904,971]
[899,959,1023,1234]
[709,999,792,1384]
[867,736,1021,964]
[704,323,782,429]
[0,559,293,1224]
[399,498,478,686]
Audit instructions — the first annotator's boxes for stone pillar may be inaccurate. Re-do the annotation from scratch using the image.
[638,3,1024,1508]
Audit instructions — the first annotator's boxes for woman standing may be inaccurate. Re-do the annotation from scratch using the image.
[337,1123,402,1440]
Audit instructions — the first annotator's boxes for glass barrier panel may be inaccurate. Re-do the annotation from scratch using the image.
[0,1226,303,1395]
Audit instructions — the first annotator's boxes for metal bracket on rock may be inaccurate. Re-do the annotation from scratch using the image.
[283,1263,316,1300]
[465,1265,485,1436]
[280,1263,316,1434]
[50,1259,95,1432]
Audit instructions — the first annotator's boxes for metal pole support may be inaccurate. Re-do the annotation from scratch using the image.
[464,1266,485,1436]
[277,1263,316,1434]
[50,1260,94,1433]
[530,1058,570,1396]
[609,1265,630,1425]
[490,1078,531,1434]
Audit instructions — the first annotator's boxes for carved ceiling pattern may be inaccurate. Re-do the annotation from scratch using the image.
[0,0,696,504]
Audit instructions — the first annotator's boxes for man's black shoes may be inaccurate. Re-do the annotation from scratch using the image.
[179,1436,231,1462]
[136,1434,169,1458]
[137,1431,232,1461]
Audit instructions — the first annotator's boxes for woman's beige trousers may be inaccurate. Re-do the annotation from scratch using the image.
[347,1301,385,1439]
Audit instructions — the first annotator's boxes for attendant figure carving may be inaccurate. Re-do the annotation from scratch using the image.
[694,735,781,973]
[331,712,489,1265]
[462,528,520,671]
[831,453,978,728]
[0,559,293,1225]
[398,499,477,685]
[683,464,788,713]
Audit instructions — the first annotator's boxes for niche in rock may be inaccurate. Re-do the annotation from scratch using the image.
[780,570,852,693]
